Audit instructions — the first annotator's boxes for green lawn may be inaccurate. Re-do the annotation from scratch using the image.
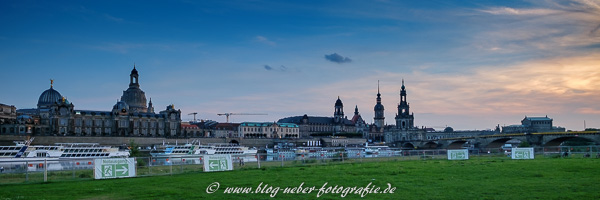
[0,157,598,199]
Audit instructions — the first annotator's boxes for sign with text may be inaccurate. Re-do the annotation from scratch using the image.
[447,149,469,160]
[511,148,534,159]
[203,154,233,172]
[94,158,136,179]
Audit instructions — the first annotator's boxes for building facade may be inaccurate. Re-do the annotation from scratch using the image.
[502,116,565,133]
[239,122,299,138]
[11,66,182,137]
[278,97,367,138]
[0,103,16,125]
[213,123,240,138]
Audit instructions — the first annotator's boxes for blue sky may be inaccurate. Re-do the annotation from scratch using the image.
[1,0,599,131]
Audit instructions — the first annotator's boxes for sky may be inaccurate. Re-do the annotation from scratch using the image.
[1,0,599,131]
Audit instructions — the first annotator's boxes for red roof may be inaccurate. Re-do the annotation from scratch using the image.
[181,124,199,129]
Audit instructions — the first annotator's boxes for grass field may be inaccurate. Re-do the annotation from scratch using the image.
[0,157,598,199]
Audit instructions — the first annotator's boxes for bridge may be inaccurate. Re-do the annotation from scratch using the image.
[396,131,600,149]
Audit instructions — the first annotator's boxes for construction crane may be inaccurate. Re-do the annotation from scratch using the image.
[217,113,267,123]
[188,112,198,122]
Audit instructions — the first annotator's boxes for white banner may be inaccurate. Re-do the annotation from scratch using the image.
[447,149,469,160]
[94,158,136,179]
[203,154,233,172]
[511,148,534,159]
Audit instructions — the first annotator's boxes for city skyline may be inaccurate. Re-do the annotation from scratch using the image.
[1,0,599,131]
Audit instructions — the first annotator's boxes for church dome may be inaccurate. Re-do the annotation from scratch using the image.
[121,66,147,113]
[122,87,147,112]
[38,86,62,108]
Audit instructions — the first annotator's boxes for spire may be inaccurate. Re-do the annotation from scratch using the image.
[147,98,154,113]
[50,79,54,88]
[401,78,405,90]
[377,80,380,94]
[355,105,359,115]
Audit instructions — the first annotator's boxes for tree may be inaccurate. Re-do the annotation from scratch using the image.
[519,141,530,147]
[128,139,142,157]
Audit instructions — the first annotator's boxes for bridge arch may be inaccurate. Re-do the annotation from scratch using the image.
[422,141,438,149]
[544,136,597,147]
[229,139,240,145]
[447,141,467,149]
[402,142,415,149]
[486,138,515,149]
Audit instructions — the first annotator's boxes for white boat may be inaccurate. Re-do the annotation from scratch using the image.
[207,143,257,155]
[150,143,257,157]
[364,143,391,155]
[0,138,129,162]
[266,148,296,156]
[55,143,130,158]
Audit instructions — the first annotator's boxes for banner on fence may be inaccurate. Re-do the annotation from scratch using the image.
[447,149,469,160]
[511,148,534,159]
[203,154,233,172]
[94,158,136,179]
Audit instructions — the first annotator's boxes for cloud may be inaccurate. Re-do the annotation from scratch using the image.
[263,65,290,72]
[473,0,600,55]
[255,36,276,46]
[479,7,560,16]
[279,65,287,71]
[324,53,352,64]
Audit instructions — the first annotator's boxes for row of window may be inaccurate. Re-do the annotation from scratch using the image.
[63,149,106,153]
[168,150,190,154]
[0,152,18,156]
[63,119,166,129]
[530,121,551,125]
[0,147,23,151]
[60,153,110,157]
[242,127,299,133]
[33,147,60,150]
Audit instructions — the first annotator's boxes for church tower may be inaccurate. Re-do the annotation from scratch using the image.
[374,81,385,128]
[334,96,344,123]
[395,79,414,130]
[121,65,148,113]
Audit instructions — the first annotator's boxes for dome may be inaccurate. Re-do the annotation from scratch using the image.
[113,101,129,112]
[335,97,343,107]
[374,104,384,110]
[122,87,147,112]
[131,66,138,75]
[38,87,62,108]
[444,127,454,133]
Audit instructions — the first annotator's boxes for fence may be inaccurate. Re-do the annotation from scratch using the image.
[1,145,599,184]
